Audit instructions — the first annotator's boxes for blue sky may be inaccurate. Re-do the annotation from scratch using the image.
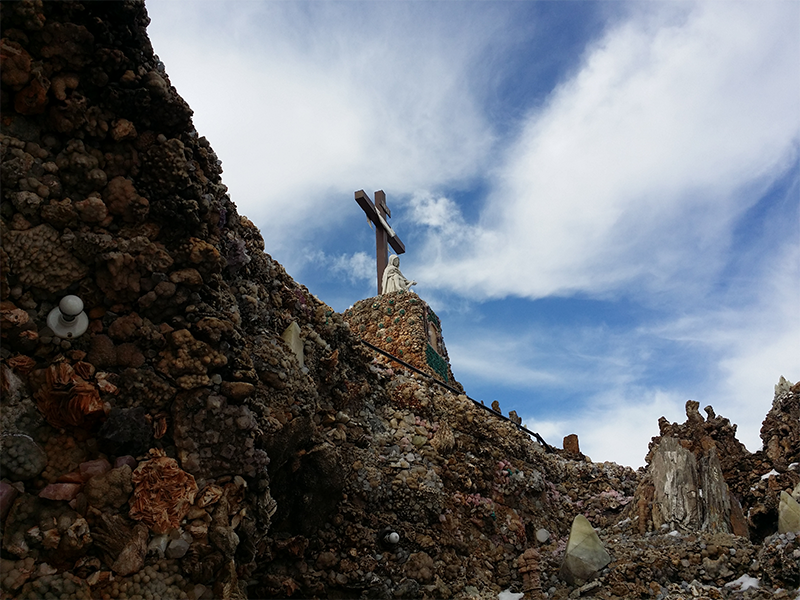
[146,0,799,467]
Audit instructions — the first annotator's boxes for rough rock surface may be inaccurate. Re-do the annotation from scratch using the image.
[1,2,798,599]
[345,291,461,387]
[631,405,744,537]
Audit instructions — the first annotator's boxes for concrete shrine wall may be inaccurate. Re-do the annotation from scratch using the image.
[343,291,462,389]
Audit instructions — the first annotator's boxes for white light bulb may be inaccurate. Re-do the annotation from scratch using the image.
[59,295,84,319]
[47,295,89,339]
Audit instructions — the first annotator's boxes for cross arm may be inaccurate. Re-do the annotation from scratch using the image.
[354,190,405,254]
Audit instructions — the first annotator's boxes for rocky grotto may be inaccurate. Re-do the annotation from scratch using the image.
[1,2,799,599]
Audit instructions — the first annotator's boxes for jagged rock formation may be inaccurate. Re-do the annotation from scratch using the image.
[630,401,749,537]
[762,377,800,468]
[0,2,798,599]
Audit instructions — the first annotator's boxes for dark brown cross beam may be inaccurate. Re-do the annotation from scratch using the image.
[355,189,405,295]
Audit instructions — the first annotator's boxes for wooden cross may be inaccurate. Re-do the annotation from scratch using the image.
[355,189,405,295]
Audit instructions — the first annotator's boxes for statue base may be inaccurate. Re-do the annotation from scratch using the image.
[343,292,461,389]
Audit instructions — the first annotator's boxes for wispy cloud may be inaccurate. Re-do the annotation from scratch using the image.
[331,251,374,285]
[526,387,684,469]
[413,2,799,301]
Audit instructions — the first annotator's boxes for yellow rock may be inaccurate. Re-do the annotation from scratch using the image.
[559,514,611,586]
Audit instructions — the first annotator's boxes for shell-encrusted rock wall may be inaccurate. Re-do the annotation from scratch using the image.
[344,291,461,389]
[0,1,374,597]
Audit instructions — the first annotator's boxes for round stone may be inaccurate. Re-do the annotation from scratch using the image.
[536,528,550,543]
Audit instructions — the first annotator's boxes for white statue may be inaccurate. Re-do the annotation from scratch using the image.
[381,254,416,294]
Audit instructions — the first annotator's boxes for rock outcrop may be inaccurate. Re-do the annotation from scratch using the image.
[630,401,748,537]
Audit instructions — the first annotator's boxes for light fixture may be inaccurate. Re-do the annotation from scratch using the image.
[47,295,89,339]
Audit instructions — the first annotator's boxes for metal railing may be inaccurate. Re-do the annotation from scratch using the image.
[359,339,554,453]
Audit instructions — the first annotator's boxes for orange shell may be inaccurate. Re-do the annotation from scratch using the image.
[129,448,197,534]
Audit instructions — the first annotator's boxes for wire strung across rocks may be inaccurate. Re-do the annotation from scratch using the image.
[359,338,554,452]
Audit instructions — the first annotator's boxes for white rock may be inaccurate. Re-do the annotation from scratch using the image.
[778,490,800,534]
[535,528,550,543]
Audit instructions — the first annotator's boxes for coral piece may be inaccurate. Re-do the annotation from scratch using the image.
[0,434,47,481]
[96,251,141,301]
[74,194,109,223]
[15,75,49,115]
[84,465,134,511]
[103,177,149,223]
[108,313,143,341]
[0,556,36,594]
[41,435,88,484]
[157,328,227,390]
[170,267,204,286]
[2,495,91,561]
[93,560,189,597]
[129,448,198,534]
[3,224,88,293]
[115,368,175,410]
[0,39,33,88]
[111,118,137,141]
[41,198,79,229]
[518,548,543,597]
[15,571,91,599]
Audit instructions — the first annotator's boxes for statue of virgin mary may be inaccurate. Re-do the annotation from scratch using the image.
[381,255,417,294]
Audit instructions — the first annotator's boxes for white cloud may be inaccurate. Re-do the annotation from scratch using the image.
[145,0,502,262]
[331,251,374,285]
[656,242,800,453]
[467,242,800,467]
[525,388,683,468]
[414,1,800,301]
[442,318,669,467]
